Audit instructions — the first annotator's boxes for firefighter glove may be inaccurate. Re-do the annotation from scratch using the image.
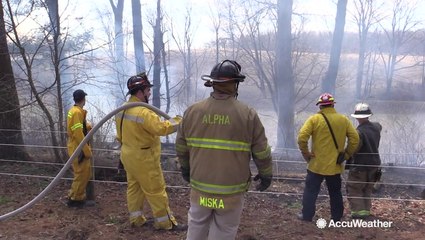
[254,174,272,191]
[374,168,382,182]
[170,115,183,133]
[78,152,85,164]
[181,167,190,183]
[170,115,183,125]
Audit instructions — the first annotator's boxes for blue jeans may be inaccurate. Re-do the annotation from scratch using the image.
[301,170,343,221]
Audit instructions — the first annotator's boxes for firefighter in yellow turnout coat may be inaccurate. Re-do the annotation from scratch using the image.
[297,93,359,221]
[115,73,185,230]
[67,89,93,208]
[176,60,273,240]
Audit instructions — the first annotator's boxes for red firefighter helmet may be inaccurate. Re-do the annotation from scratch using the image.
[316,93,335,106]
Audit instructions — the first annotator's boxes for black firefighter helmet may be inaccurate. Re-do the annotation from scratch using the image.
[201,60,246,87]
[126,72,154,95]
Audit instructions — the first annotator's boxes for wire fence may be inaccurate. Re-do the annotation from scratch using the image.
[0,170,424,202]
[1,129,425,204]
[1,158,424,203]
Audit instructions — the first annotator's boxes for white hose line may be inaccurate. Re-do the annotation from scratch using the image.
[0,102,171,221]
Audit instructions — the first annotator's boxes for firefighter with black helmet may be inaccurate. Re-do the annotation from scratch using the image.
[176,60,273,239]
[115,72,185,230]
[67,89,94,208]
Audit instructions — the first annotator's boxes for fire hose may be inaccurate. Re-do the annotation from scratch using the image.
[0,102,171,221]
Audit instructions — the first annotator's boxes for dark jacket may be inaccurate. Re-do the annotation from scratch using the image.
[351,121,382,170]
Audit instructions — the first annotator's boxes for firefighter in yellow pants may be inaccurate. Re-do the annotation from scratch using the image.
[115,73,186,231]
[67,89,94,208]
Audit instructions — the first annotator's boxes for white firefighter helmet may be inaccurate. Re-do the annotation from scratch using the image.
[351,103,372,118]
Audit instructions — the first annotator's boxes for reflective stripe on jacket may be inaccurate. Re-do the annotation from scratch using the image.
[67,105,91,158]
[115,96,178,149]
[297,107,359,175]
[176,92,272,195]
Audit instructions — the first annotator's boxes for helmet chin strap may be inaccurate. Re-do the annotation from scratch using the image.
[137,88,149,103]
[235,82,240,99]
[142,90,149,103]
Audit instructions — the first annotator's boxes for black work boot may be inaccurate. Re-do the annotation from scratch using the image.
[66,199,85,208]
[170,224,188,232]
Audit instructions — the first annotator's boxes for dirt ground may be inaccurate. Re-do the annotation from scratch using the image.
[1,163,425,240]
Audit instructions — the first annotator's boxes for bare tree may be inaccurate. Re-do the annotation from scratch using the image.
[44,0,72,159]
[351,0,383,99]
[152,0,162,108]
[131,0,146,73]
[208,1,222,63]
[5,0,101,162]
[5,0,65,162]
[162,41,171,113]
[321,0,347,94]
[421,30,425,97]
[170,7,195,105]
[235,0,278,111]
[379,0,420,98]
[0,0,29,161]
[224,0,238,60]
[276,0,295,148]
[109,0,126,103]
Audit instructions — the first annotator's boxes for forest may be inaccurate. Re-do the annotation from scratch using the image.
[0,0,424,239]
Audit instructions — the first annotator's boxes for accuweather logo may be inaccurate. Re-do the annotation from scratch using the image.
[316,218,393,229]
[316,218,327,229]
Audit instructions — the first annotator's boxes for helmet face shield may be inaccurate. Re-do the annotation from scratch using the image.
[201,60,246,87]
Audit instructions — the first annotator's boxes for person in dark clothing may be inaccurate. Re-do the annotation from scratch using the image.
[346,103,382,219]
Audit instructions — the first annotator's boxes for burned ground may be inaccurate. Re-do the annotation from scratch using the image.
[0,161,424,240]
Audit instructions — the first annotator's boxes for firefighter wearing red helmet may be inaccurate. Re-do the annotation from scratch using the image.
[176,60,273,239]
[297,93,359,222]
[115,72,185,230]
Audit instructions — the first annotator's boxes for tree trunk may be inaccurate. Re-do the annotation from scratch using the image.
[356,34,367,99]
[162,42,170,114]
[322,0,347,94]
[109,0,125,103]
[0,0,29,160]
[46,0,67,161]
[276,0,295,149]
[152,0,162,108]
[132,0,146,73]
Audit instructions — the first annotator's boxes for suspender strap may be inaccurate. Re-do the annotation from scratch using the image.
[320,112,339,150]
[120,110,126,141]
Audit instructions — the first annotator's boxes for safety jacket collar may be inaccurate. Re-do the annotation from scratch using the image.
[210,92,234,100]
[357,120,371,126]
[73,104,87,115]
[318,107,336,114]
[128,95,143,103]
